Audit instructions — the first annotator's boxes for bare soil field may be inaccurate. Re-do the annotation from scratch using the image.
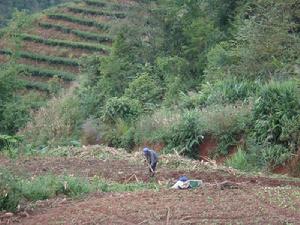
[2,185,300,225]
[1,155,300,187]
[1,147,300,225]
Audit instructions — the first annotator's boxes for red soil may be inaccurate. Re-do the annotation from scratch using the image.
[9,187,300,225]
[1,154,300,225]
[198,136,218,161]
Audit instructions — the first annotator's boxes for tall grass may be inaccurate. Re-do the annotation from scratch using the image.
[21,34,111,53]
[20,94,84,147]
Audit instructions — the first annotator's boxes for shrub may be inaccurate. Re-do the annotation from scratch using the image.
[20,95,84,147]
[101,118,135,149]
[47,76,64,95]
[261,145,293,168]
[124,73,162,110]
[252,81,300,147]
[202,78,258,106]
[0,95,35,135]
[199,104,251,156]
[0,169,21,212]
[179,78,257,109]
[134,108,181,145]
[228,138,295,172]
[135,104,250,158]
[165,110,204,159]
[101,97,142,124]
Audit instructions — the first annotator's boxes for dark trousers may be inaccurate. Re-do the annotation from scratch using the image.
[149,162,157,176]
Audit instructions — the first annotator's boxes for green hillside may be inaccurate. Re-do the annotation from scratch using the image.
[0,0,132,94]
[0,0,300,176]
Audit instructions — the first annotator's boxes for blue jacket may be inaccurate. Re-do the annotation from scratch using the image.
[144,149,158,166]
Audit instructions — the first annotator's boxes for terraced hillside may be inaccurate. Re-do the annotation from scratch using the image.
[0,0,134,94]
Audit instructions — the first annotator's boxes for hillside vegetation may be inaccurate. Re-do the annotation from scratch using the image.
[0,0,300,176]
[0,0,74,27]
[1,1,300,223]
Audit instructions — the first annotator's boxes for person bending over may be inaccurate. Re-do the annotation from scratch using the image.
[143,147,158,177]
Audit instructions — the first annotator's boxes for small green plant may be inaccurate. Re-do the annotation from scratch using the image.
[0,135,21,158]
[225,148,251,171]
[0,134,20,149]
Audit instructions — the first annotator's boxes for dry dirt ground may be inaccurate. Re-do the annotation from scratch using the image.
[1,148,300,225]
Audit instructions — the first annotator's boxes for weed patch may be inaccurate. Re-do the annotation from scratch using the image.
[0,168,159,212]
